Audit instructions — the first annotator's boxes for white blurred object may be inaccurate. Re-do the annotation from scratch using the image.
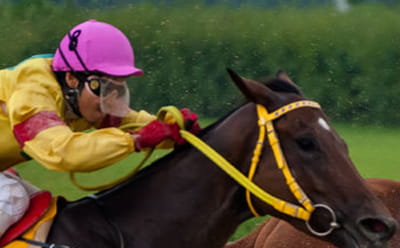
[334,0,350,13]
[0,173,29,236]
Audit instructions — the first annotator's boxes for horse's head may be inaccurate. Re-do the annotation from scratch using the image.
[226,69,397,248]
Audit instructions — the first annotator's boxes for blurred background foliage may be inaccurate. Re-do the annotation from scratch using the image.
[1,0,400,125]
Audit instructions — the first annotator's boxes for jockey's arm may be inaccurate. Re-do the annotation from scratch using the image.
[21,125,135,172]
[10,101,175,173]
[12,107,175,173]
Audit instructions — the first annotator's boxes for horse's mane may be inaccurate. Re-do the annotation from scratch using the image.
[78,76,303,201]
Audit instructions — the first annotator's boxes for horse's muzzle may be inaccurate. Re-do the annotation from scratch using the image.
[357,216,397,245]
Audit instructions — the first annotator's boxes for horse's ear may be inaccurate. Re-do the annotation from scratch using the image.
[227,68,279,104]
[276,70,302,93]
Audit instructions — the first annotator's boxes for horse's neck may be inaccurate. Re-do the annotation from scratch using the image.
[102,109,256,247]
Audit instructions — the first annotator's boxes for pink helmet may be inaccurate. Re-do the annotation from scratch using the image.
[52,19,143,77]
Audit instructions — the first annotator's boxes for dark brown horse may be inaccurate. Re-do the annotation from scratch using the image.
[34,69,396,248]
[225,178,400,248]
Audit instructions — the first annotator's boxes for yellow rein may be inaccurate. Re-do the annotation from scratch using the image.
[70,101,320,221]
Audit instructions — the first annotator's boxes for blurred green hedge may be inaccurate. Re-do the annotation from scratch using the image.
[1,1,400,125]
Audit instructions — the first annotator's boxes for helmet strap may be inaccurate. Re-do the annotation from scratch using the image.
[56,71,86,118]
[64,87,82,117]
[66,71,88,117]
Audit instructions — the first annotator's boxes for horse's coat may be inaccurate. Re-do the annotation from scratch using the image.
[226,178,400,248]
[36,70,396,248]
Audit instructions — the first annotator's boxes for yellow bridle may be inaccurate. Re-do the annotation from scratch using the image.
[246,100,320,218]
[181,100,321,221]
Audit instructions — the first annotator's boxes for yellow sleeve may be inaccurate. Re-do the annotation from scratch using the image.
[23,125,134,172]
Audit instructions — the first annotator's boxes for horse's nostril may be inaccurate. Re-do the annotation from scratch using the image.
[360,218,387,233]
[358,217,397,242]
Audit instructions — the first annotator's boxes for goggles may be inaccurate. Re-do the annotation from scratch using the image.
[85,77,130,117]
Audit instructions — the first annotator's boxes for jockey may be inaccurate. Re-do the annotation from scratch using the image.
[0,19,200,236]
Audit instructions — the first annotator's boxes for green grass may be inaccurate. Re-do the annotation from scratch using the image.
[13,122,400,241]
[333,123,400,180]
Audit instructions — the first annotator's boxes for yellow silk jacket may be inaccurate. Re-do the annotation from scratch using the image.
[0,55,156,172]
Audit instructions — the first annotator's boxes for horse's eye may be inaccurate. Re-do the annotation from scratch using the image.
[296,136,317,151]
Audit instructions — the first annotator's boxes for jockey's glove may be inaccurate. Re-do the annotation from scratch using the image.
[132,108,201,151]
[179,108,201,136]
[133,120,182,151]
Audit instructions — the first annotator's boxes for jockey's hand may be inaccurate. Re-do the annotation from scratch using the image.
[179,108,201,135]
[132,120,184,151]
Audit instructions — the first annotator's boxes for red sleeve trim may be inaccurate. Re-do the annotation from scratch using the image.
[13,111,66,147]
